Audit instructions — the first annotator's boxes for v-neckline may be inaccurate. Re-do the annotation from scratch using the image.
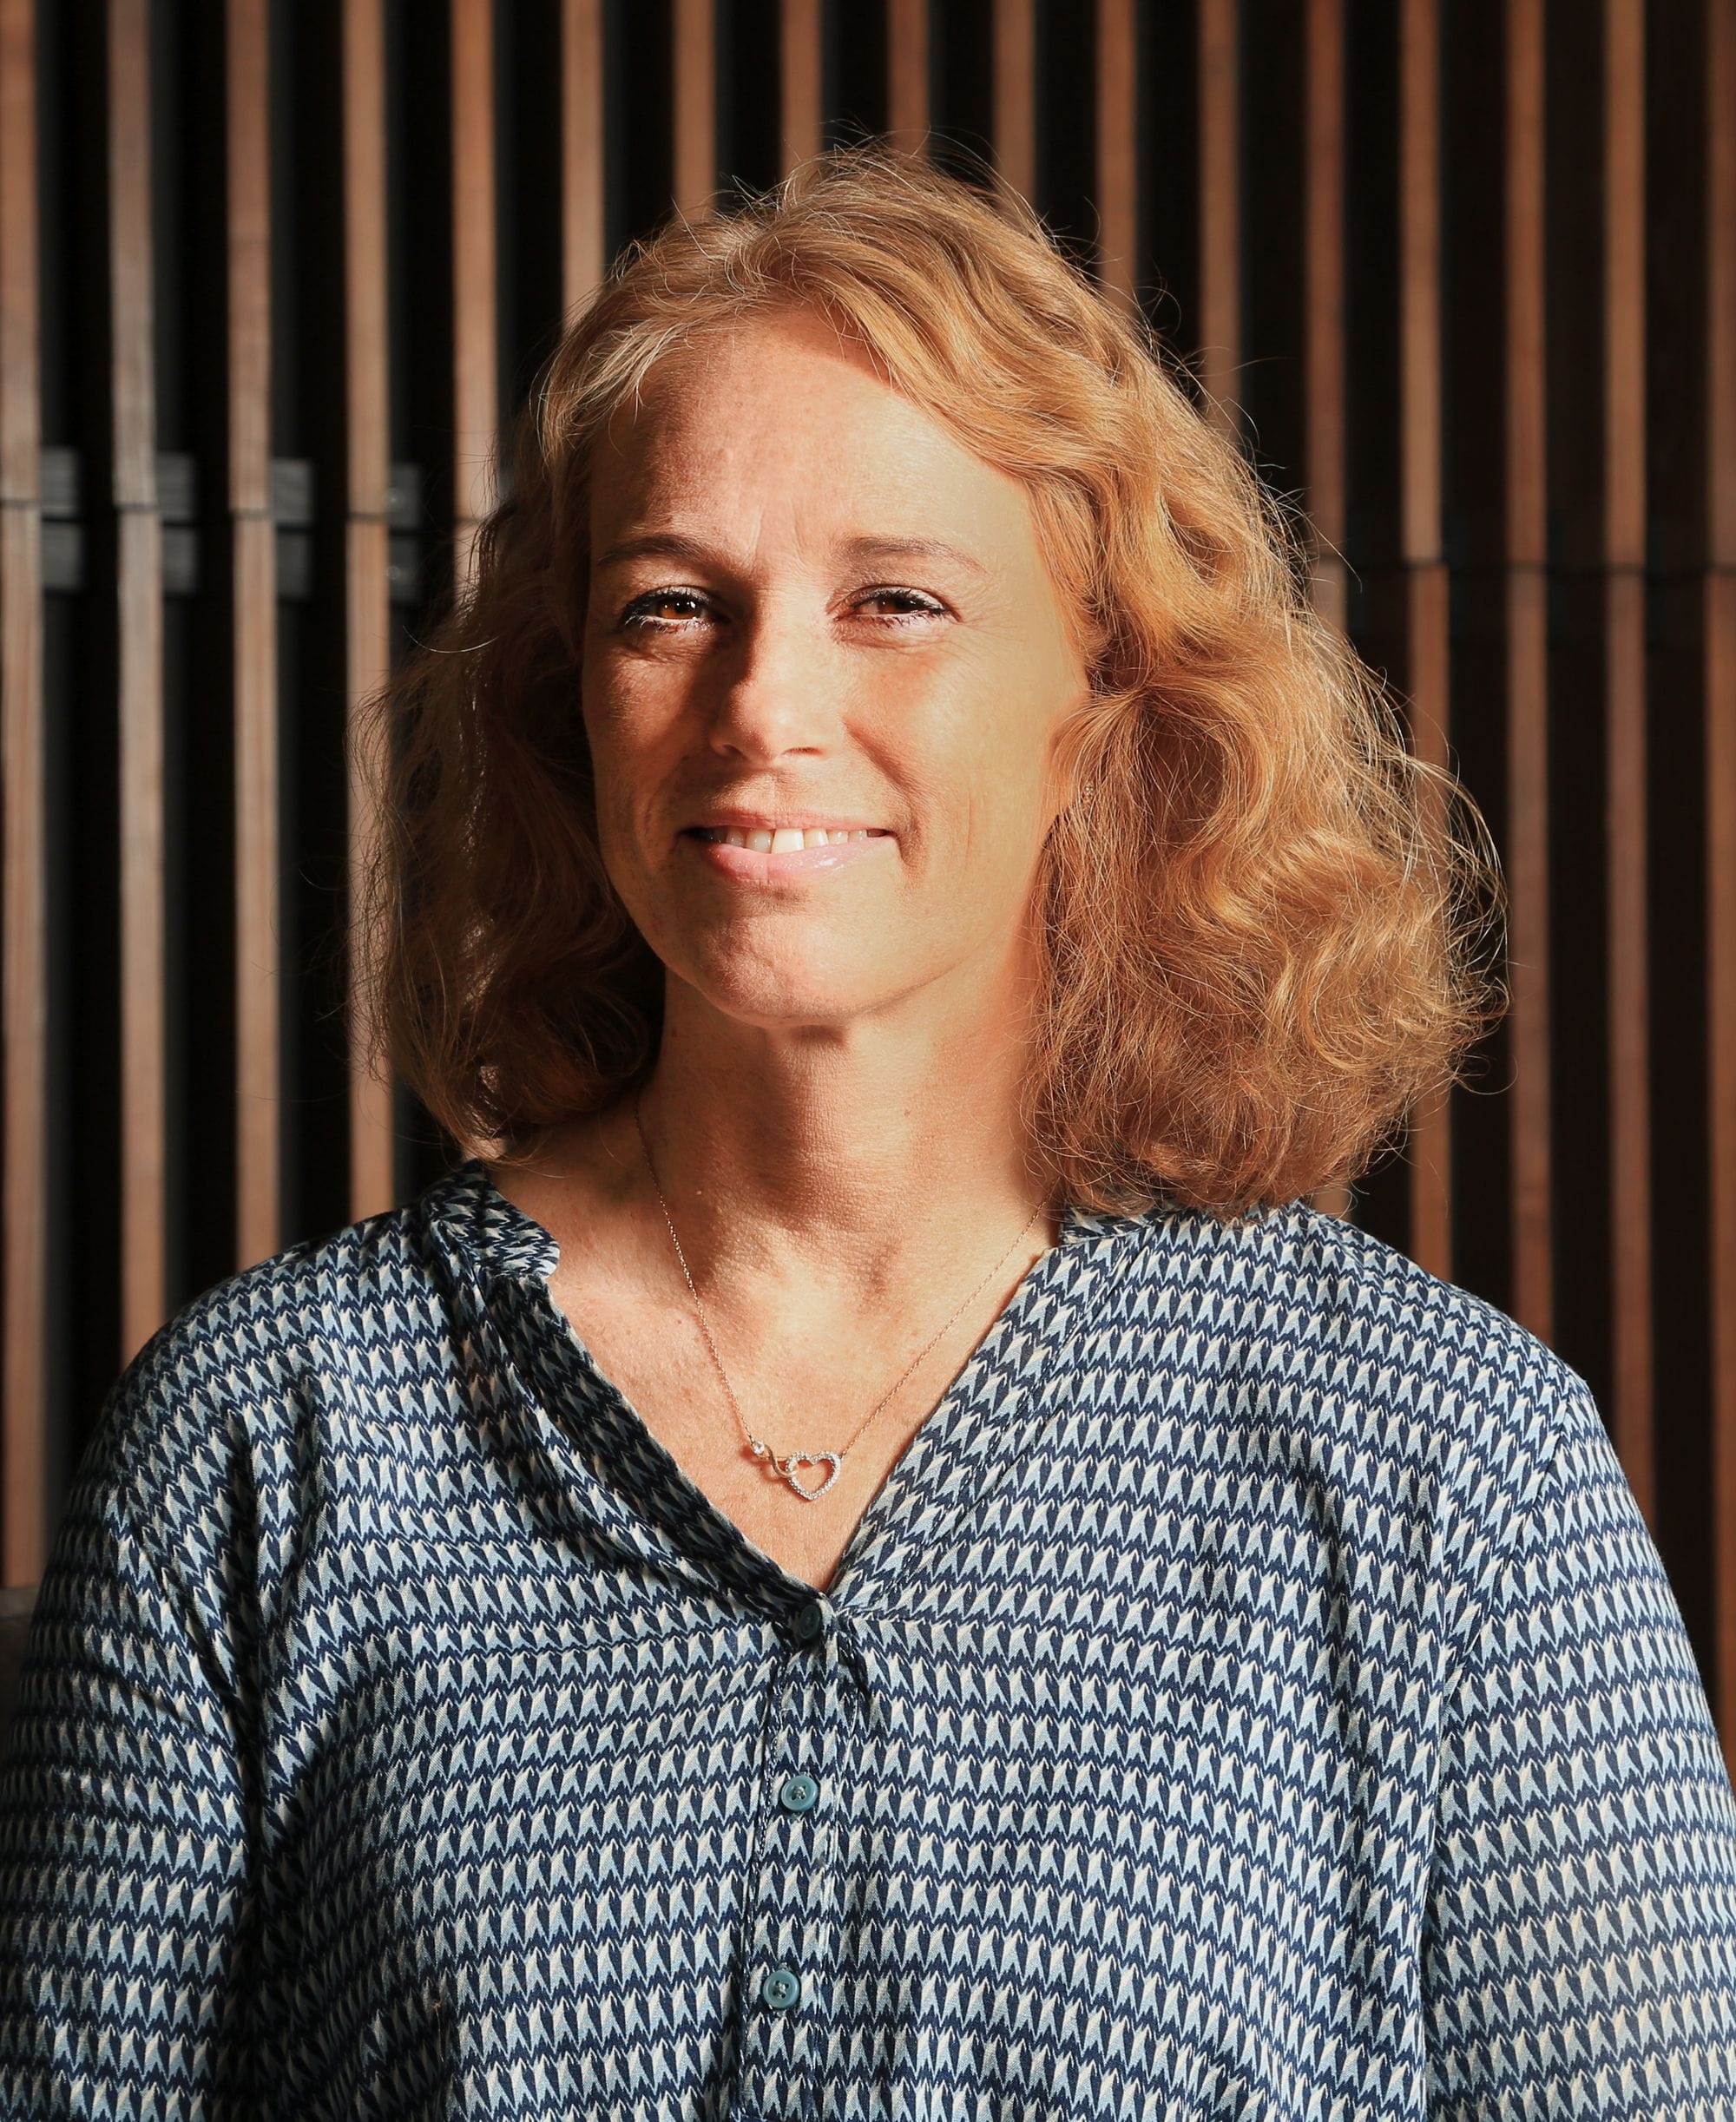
[423,1157,1143,1617]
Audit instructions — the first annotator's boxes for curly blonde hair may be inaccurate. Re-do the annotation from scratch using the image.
[358,141,1503,1219]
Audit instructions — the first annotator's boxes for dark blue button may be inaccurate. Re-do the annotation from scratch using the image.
[760,1965,801,2010]
[792,1598,827,1643]
[778,1772,819,1812]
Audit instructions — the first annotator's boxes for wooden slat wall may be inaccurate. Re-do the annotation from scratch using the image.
[0,0,1732,1751]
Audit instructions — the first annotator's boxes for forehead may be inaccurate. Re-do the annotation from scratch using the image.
[589,311,1043,562]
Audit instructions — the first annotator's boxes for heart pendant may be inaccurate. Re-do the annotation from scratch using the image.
[779,1450,843,1501]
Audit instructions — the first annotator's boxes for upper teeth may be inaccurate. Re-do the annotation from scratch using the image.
[703,826,884,851]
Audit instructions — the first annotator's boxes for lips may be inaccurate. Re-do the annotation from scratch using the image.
[685,824,891,852]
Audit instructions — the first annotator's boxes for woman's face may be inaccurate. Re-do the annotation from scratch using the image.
[580,307,1092,1039]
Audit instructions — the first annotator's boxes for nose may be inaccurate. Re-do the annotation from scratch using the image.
[703,600,835,765]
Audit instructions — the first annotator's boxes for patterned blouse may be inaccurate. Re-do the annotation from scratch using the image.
[1,1157,1733,2119]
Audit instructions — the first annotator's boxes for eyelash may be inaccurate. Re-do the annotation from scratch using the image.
[614,586,948,634]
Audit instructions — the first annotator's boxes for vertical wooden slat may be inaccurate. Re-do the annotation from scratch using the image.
[991,0,1035,204]
[109,0,167,1365]
[673,0,715,214]
[1197,0,1239,437]
[1400,0,1451,1280]
[1302,0,1351,1225]
[1304,0,1346,634]
[0,0,46,1582]
[1095,0,1137,312]
[779,0,821,174]
[344,0,394,1221]
[227,0,278,1268]
[886,0,927,154]
[1706,0,1736,1767]
[1505,0,1552,1343]
[450,0,496,593]
[1603,0,1653,1521]
[560,0,604,315]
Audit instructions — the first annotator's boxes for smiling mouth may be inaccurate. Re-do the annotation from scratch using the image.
[685,825,891,851]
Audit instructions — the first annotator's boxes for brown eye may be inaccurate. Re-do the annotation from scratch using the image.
[618,589,710,630]
[856,588,947,622]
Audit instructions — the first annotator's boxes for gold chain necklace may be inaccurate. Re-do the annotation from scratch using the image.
[633,1091,1049,1501]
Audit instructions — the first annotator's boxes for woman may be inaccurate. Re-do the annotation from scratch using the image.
[2,144,1732,2117]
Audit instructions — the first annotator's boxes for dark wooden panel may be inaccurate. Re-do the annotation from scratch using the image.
[0,0,44,1585]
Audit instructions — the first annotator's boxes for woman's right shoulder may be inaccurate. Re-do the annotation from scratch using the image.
[77,1188,461,1527]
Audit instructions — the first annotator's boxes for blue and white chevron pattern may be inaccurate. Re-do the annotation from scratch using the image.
[0,1157,1732,2117]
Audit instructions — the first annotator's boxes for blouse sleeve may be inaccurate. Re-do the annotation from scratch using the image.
[0,1359,258,2119]
[1423,1370,1736,2114]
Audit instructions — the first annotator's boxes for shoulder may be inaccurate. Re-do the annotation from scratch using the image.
[52,1186,472,1639]
[1101,1192,1601,1574]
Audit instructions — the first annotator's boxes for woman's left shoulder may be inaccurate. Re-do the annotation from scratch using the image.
[1113,1192,1602,1539]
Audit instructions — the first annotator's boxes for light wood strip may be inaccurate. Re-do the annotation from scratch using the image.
[779,0,821,174]
[1505,0,1552,1342]
[1398,0,1450,1278]
[109,0,166,1363]
[560,0,604,315]
[673,0,715,214]
[1603,0,1652,1521]
[1095,0,1136,312]
[1304,0,1346,634]
[343,0,395,1219]
[0,0,44,1585]
[886,0,927,153]
[450,0,496,592]
[1705,0,1736,1767]
[991,0,1035,203]
[1197,0,1240,437]
[226,0,279,1268]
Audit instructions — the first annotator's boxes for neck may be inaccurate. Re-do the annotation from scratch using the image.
[527,958,1058,1309]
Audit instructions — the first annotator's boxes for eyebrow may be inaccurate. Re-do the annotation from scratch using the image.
[591,530,993,584]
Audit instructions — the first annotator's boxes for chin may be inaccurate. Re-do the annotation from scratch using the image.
[674,948,901,1029]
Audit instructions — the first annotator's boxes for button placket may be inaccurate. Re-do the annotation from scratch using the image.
[732,1606,850,2119]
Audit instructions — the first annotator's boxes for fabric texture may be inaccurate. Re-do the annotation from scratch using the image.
[0,1156,1733,2119]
